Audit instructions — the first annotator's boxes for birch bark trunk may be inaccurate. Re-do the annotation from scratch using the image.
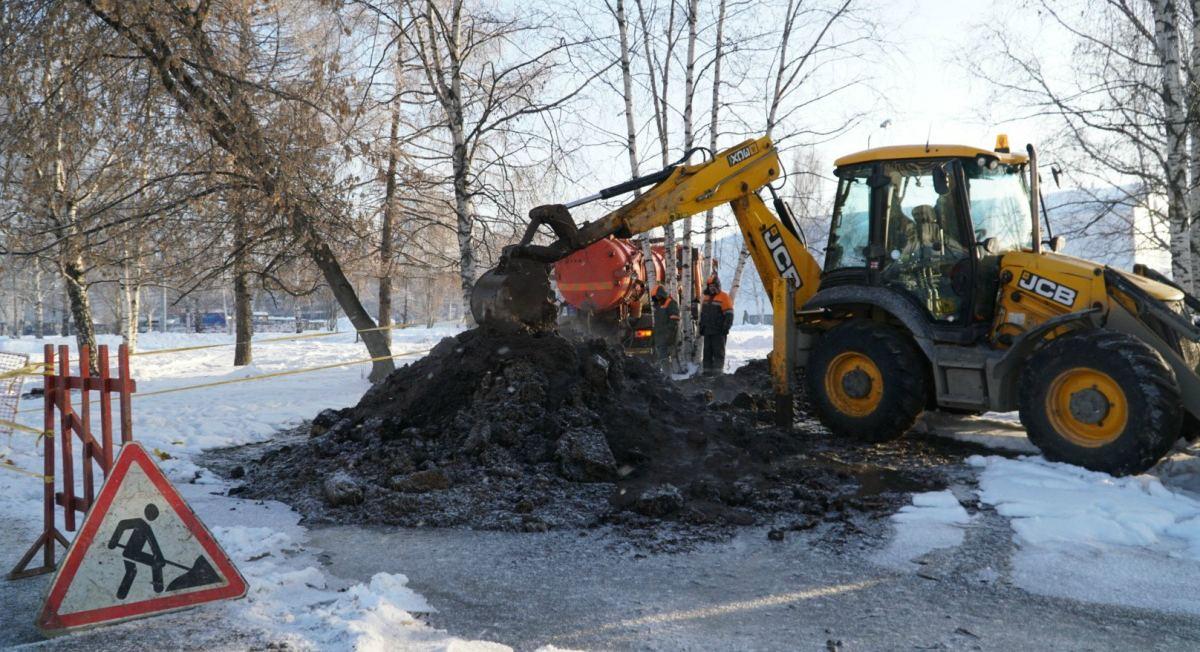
[1153,0,1193,290]
[613,0,657,310]
[679,0,699,365]
[702,0,728,282]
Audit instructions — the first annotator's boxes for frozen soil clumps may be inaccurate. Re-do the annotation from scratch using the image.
[237,328,967,543]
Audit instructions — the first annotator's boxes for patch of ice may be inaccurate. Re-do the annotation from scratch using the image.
[971,454,1200,614]
[873,490,970,569]
[917,412,1038,454]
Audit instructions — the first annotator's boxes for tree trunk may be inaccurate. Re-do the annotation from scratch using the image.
[129,279,141,353]
[730,246,750,304]
[233,210,252,365]
[637,0,680,365]
[120,248,140,353]
[294,304,303,333]
[703,0,728,281]
[1153,0,1193,290]
[33,264,44,339]
[62,254,98,373]
[60,286,69,336]
[10,271,20,338]
[1188,0,1200,286]
[450,116,476,324]
[614,0,657,324]
[679,0,699,365]
[292,206,395,381]
[379,107,400,343]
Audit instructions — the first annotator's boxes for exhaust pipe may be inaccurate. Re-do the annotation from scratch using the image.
[1027,143,1041,254]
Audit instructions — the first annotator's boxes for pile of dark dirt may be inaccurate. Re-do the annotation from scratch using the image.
[235,328,977,545]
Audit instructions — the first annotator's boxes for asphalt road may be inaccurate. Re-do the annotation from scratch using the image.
[310,505,1200,651]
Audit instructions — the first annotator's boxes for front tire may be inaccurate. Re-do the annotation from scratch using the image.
[1018,331,1180,476]
[806,321,928,442]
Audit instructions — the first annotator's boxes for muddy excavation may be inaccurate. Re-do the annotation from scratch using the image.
[231,329,985,547]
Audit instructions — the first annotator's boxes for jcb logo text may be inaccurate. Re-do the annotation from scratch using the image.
[763,226,803,290]
[1017,271,1077,307]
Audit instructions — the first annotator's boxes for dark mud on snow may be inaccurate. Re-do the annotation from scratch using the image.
[221,328,987,550]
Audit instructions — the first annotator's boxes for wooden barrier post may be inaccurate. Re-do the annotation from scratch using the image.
[57,345,74,532]
[8,344,135,580]
[7,346,68,580]
[98,346,113,472]
[79,346,94,509]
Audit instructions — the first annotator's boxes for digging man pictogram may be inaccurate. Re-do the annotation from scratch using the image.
[107,503,221,600]
[108,504,166,599]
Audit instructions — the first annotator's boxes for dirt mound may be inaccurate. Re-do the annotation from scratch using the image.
[239,328,962,544]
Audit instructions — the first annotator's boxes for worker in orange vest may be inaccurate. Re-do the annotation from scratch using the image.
[651,285,680,369]
[698,274,734,375]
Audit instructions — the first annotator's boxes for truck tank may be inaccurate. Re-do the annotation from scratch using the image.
[554,237,663,313]
[553,237,703,354]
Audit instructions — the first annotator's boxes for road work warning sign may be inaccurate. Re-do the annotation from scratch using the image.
[36,442,247,634]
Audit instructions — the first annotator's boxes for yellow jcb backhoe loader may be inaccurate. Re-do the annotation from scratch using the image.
[472,135,1200,476]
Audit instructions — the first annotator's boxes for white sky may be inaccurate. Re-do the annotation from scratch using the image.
[822,0,1062,161]
[543,0,1079,233]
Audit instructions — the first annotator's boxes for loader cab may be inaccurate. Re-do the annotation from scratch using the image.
[824,143,1032,337]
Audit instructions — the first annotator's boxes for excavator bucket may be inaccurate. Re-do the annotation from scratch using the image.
[470,257,558,330]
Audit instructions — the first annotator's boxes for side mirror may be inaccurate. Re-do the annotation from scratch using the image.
[932,165,950,195]
[981,237,1000,256]
[1048,235,1067,252]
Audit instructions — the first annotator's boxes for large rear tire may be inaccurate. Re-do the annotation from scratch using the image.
[1018,331,1181,476]
[806,321,928,442]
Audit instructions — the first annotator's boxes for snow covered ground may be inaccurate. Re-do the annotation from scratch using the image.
[723,325,773,373]
[2,322,1200,647]
[0,325,517,650]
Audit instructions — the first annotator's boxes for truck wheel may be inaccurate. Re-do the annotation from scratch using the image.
[806,321,928,442]
[1018,331,1181,476]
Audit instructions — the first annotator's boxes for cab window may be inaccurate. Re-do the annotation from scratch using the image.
[881,161,970,322]
[965,160,1032,253]
[826,169,871,270]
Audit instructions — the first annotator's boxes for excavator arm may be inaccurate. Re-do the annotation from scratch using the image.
[470,135,822,421]
[471,136,822,330]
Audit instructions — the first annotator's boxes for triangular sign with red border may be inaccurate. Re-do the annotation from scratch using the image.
[37,442,247,634]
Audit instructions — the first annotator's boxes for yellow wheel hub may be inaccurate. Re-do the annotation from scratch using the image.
[1045,368,1128,447]
[824,351,883,418]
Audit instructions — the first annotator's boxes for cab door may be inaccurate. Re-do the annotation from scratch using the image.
[877,160,974,325]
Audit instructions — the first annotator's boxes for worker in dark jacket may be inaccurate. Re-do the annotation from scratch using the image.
[651,285,680,369]
[698,274,734,375]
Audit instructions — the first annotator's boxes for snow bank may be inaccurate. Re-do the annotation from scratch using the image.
[971,455,1200,614]
[215,520,490,650]
[0,325,505,648]
[210,519,514,651]
[873,490,971,569]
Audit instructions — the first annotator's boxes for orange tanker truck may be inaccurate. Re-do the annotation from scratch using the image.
[552,237,704,354]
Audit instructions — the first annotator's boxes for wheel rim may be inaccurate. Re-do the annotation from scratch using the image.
[824,351,883,418]
[1044,367,1128,447]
